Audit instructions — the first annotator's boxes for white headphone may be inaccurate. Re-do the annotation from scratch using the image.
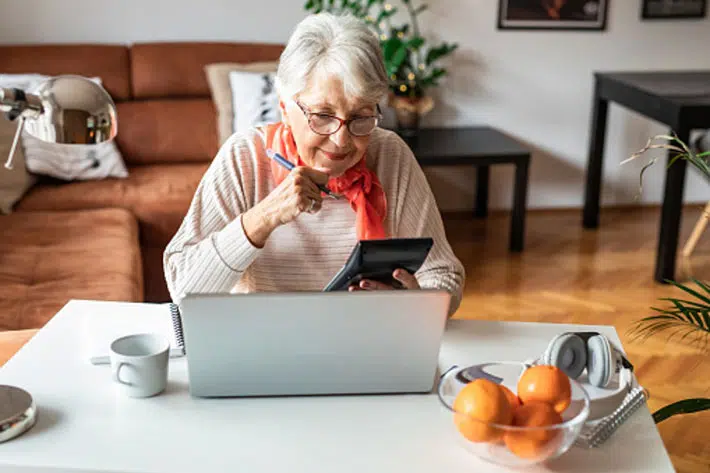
[536,332,633,388]
[526,331,639,421]
[452,332,640,421]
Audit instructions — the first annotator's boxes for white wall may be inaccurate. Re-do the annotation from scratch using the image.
[1,0,709,211]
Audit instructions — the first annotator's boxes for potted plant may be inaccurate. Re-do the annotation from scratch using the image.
[623,133,710,423]
[304,0,458,136]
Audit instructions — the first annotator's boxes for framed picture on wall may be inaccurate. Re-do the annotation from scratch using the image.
[498,0,609,30]
[641,0,707,19]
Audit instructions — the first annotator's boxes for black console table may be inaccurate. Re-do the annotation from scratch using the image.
[401,126,531,252]
[583,70,710,282]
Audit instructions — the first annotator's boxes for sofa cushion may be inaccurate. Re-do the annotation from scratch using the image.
[16,163,209,247]
[15,163,209,304]
[116,100,218,165]
[205,61,279,144]
[130,42,284,99]
[0,45,131,101]
[0,209,143,330]
[0,329,38,367]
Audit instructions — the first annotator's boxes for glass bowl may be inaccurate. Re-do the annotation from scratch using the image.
[437,361,590,468]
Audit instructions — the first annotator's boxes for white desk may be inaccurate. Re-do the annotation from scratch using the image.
[0,300,675,473]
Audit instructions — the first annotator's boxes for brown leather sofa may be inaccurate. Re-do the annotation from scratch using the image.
[0,42,283,359]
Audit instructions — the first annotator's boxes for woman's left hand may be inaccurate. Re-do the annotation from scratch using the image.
[348,269,420,291]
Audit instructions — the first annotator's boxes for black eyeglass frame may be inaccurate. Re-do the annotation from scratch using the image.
[295,100,382,137]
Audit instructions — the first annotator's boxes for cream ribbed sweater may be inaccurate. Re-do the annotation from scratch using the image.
[163,126,465,316]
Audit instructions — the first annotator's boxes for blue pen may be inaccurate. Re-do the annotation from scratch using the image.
[266,149,340,199]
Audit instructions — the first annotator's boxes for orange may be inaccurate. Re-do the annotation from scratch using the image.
[452,379,514,443]
[500,385,522,410]
[503,401,564,459]
[516,365,571,414]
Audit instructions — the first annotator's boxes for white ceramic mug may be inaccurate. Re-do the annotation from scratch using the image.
[109,333,169,398]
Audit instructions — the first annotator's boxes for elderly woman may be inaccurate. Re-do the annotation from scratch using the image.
[163,12,465,316]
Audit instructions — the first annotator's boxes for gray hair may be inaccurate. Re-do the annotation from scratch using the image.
[275,12,389,105]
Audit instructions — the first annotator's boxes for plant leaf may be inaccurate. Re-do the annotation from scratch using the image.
[653,398,710,423]
[631,320,685,336]
[671,131,693,155]
[667,279,710,306]
[382,37,404,61]
[425,43,458,66]
[382,37,408,77]
[657,296,710,310]
[627,278,710,352]
[693,278,710,296]
[677,324,704,343]
[636,314,686,323]
[376,7,397,24]
[408,36,425,49]
[420,67,446,87]
[665,299,707,325]
[390,47,408,76]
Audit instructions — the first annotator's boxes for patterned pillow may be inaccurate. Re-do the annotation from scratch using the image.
[204,62,280,144]
[0,73,128,181]
[228,70,281,135]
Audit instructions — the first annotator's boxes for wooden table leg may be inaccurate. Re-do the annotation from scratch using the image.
[510,157,530,252]
[583,77,610,229]
[682,201,710,258]
[655,126,690,283]
[475,165,490,218]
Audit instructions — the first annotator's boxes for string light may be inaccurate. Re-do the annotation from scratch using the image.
[399,84,407,92]
[407,73,415,81]
[418,64,426,71]
[384,3,393,11]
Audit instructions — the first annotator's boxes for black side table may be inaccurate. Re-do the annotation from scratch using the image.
[582,71,710,282]
[400,126,531,252]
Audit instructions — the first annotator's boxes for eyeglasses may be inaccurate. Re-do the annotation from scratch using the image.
[295,100,381,137]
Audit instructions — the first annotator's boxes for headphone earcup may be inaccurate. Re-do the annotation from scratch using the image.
[543,333,587,379]
[587,335,613,388]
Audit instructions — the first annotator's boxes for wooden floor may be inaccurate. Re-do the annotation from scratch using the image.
[444,204,710,473]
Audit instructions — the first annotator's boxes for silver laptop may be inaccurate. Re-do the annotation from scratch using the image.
[178,290,451,398]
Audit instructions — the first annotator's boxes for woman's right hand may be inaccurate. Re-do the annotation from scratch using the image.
[242,166,330,247]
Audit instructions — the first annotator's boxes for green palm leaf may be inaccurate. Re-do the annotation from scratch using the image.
[667,278,710,305]
[627,279,710,352]
[653,398,710,423]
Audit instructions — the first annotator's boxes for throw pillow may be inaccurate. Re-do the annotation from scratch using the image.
[0,73,128,181]
[0,118,36,214]
[228,70,281,136]
[204,61,279,144]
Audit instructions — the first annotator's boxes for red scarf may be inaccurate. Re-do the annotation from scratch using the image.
[263,122,387,241]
